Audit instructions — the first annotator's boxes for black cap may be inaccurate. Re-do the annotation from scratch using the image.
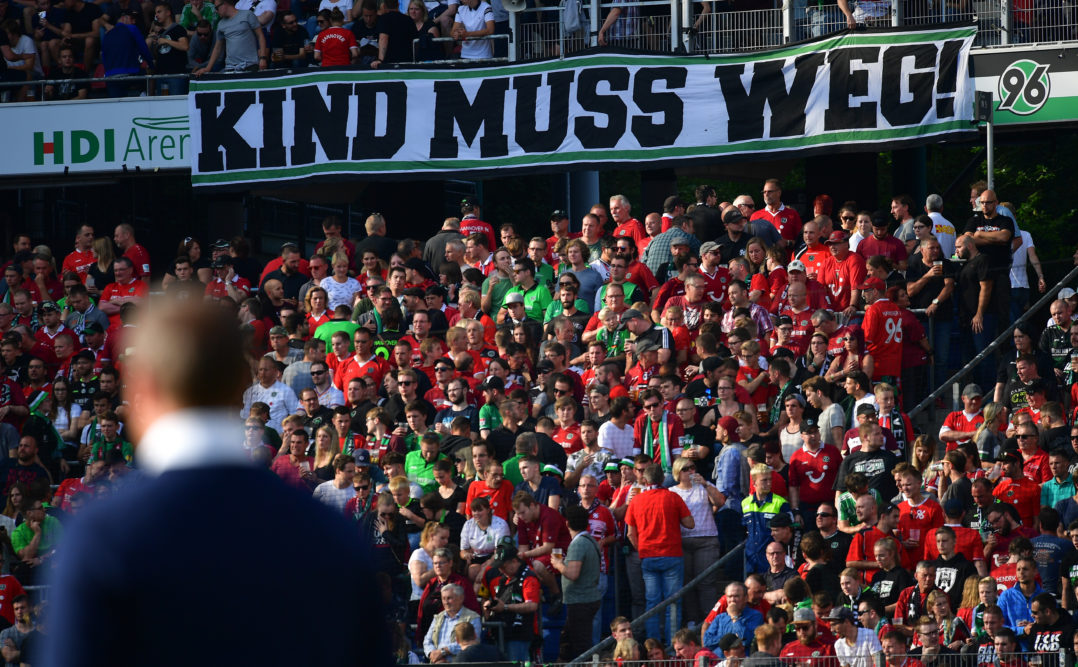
[536,359,555,373]
[83,322,105,335]
[997,449,1021,464]
[943,498,965,516]
[802,417,819,431]
[489,536,519,570]
[480,376,505,392]
[770,513,793,528]
[775,315,793,327]
[722,208,745,225]
[550,209,568,221]
[212,238,230,249]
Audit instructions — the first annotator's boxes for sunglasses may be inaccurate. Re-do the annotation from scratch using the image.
[643,402,661,409]
[398,380,413,386]
[356,484,370,491]
[436,367,452,372]
[554,389,569,395]
[310,370,326,376]
[817,512,835,518]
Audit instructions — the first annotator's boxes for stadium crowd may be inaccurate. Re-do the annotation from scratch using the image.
[0,179,1077,664]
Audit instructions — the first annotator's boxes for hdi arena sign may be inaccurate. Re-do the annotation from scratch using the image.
[187,26,977,188]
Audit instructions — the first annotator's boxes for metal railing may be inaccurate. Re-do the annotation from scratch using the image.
[907,262,1078,420]
[570,543,744,664]
[411,34,511,64]
[0,72,188,100]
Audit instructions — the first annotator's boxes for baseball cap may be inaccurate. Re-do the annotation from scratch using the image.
[604,461,620,473]
[269,326,288,336]
[542,464,563,478]
[997,449,1021,464]
[480,376,505,392]
[961,383,984,398]
[855,403,878,417]
[39,301,60,313]
[1059,287,1076,300]
[212,238,230,249]
[461,196,479,209]
[717,634,742,652]
[504,292,525,305]
[825,231,850,245]
[83,322,105,335]
[802,416,819,431]
[535,359,555,373]
[793,608,816,624]
[73,349,95,362]
[787,260,807,273]
[620,309,646,323]
[824,607,856,623]
[722,208,745,225]
[489,536,519,570]
[619,458,635,468]
[943,498,965,516]
[857,277,886,292]
[635,340,659,354]
[353,449,372,467]
[775,315,793,327]
[550,209,569,221]
[699,241,720,256]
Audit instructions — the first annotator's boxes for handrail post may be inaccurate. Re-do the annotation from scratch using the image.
[670,0,679,50]
[892,0,903,26]
[783,0,794,42]
[590,0,600,45]
[1000,0,1011,43]
[509,10,519,61]
[681,0,692,51]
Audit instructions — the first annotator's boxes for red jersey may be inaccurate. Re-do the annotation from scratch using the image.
[624,260,659,296]
[315,26,356,66]
[203,275,252,301]
[333,354,391,392]
[23,276,64,304]
[698,266,732,307]
[464,479,514,521]
[820,251,867,311]
[631,412,685,465]
[827,324,859,357]
[62,248,96,281]
[779,638,834,661]
[460,215,497,253]
[751,204,803,241]
[612,218,647,245]
[100,279,149,327]
[771,278,832,313]
[986,525,1039,569]
[582,501,617,573]
[0,576,26,625]
[923,525,985,563]
[52,476,99,511]
[777,305,815,356]
[992,477,1041,527]
[624,487,691,558]
[795,242,830,278]
[862,297,904,378]
[736,365,774,409]
[896,496,945,563]
[654,277,686,315]
[124,243,152,279]
[787,444,841,504]
[1021,449,1051,483]
[545,232,582,263]
[552,424,583,455]
[856,235,908,265]
[664,296,707,331]
[941,410,984,449]
[847,526,891,581]
[516,504,570,565]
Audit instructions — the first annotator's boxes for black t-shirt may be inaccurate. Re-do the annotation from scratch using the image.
[681,423,716,479]
[717,234,748,264]
[957,253,998,321]
[1061,549,1078,609]
[351,17,379,57]
[964,213,1017,273]
[270,23,309,57]
[869,565,914,608]
[1029,615,1074,653]
[931,553,978,609]
[65,2,104,34]
[807,528,853,566]
[804,560,841,601]
[833,448,899,501]
[153,23,188,73]
[48,65,90,99]
[376,11,414,63]
[905,254,957,320]
[0,29,7,72]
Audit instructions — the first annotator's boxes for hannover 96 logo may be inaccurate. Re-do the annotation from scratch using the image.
[997,59,1051,115]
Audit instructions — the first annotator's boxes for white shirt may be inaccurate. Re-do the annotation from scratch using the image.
[1010,229,1033,289]
[317,384,345,408]
[242,380,300,431]
[834,627,883,667]
[138,410,250,475]
[236,0,276,19]
[456,1,494,59]
[926,211,956,258]
[597,420,635,459]
[459,515,510,556]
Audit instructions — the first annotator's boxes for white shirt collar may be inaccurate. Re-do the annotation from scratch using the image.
[136,409,252,476]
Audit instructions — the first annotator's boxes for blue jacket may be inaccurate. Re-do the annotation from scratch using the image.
[703,607,763,654]
[741,492,790,574]
[998,581,1043,631]
[102,23,153,77]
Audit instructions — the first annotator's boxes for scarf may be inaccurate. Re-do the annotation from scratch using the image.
[643,412,671,471]
[882,409,908,456]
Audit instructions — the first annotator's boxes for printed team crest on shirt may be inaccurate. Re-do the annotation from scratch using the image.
[566,433,574,439]
[1008,490,1015,497]
[272,392,278,397]
[915,509,925,519]
[823,456,830,463]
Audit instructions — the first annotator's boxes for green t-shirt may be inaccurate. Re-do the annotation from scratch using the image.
[12,514,63,554]
[837,488,883,526]
[562,533,602,604]
[404,430,439,452]
[596,281,638,308]
[404,450,445,493]
[478,404,502,433]
[313,320,360,355]
[507,283,553,322]
[502,454,524,488]
[544,298,591,323]
[89,437,133,465]
[535,262,555,290]
[482,273,513,316]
